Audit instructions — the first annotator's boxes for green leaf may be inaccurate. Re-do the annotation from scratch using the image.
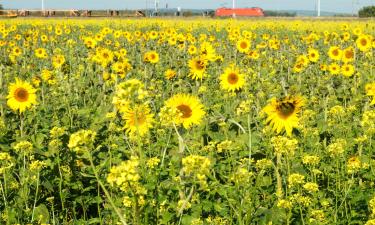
[33,204,50,224]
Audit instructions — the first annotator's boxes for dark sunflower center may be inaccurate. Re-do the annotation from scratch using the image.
[195,60,205,70]
[177,104,192,118]
[150,54,156,60]
[133,112,146,126]
[345,50,353,59]
[240,42,248,49]
[360,38,367,46]
[332,49,339,56]
[14,88,29,102]
[227,73,239,84]
[277,102,296,118]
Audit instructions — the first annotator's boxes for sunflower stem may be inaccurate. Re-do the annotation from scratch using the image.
[87,154,128,225]
[173,123,185,153]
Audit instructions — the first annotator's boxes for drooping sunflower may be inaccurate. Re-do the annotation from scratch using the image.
[262,96,304,136]
[220,65,246,92]
[122,104,155,137]
[165,69,177,80]
[365,83,375,105]
[7,78,37,113]
[165,93,205,129]
[200,41,217,62]
[51,54,66,69]
[342,47,355,63]
[188,57,207,80]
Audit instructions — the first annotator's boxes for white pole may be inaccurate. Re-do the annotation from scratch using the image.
[155,0,159,13]
[232,0,236,17]
[42,0,45,15]
[317,0,321,17]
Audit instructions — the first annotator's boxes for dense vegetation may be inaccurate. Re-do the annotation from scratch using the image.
[358,6,375,17]
[0,19,374,225]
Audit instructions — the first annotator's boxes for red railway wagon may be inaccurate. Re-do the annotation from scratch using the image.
[215,7,264,17]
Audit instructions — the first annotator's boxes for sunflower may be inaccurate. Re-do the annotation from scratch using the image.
[328,46,342,61]
[307,49,320,63]
[7,78,37,113]
[262,96,304,136]
[165,93,205,129]
[84,37,97,48]
[200,42,217,62]
[220,65,246,92]
[35,48,48,59]
[165,69,177,80]
[341,64,355,77]
[12,47,22,57]
[342,47,355,63]
[237,38,250,53]
[188,45,197,55]
[292,63,304,73]
[144,51,159,64]
[122,104,155,137]
[356,35,372,52]
[52,54,66,69]
[328,63,340,75]
[365,83,375,105]
[188,57,207,80]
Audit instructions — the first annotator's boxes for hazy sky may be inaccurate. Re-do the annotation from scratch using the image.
[1,0,375,13]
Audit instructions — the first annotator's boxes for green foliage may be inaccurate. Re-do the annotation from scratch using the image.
[264,10,296,17]
[358,6,375,17]
[0,19,374,225]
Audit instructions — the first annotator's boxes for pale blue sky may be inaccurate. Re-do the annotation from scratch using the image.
[1,0,375,13]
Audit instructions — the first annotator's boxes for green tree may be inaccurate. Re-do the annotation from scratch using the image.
[358,5,375,17]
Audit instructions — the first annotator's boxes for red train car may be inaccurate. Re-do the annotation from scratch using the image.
[215,7,264,17]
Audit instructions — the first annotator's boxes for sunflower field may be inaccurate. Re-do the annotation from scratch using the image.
[0,18,374,225]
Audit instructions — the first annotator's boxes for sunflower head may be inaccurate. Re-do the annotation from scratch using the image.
[188,58,207,80]
[220,65,246,92]
[263,96,304,136]
[237,39,250,53]
[165,93,205,129]
[356,35,373,52]
[122,104,154,138]
[7,78,37,113]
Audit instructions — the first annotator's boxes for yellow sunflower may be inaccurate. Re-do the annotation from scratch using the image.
[7,78,37,113]
[165,69,177,80]
[328,63,340,75]
[144,51,159,64]
[188,57,207,80]
[342,47,355,63]
[35,48,48,59]
[236,38,251,53]
[365,83,375,105]
[262,96,304,136]
[341,64,355,77]
[200,41,217,62]
[356,35,372,52]
[165,93,205,129]
[122,104,155,137]
[307,49,320,63]
[328,46,342,61]
[220,65,246,92]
